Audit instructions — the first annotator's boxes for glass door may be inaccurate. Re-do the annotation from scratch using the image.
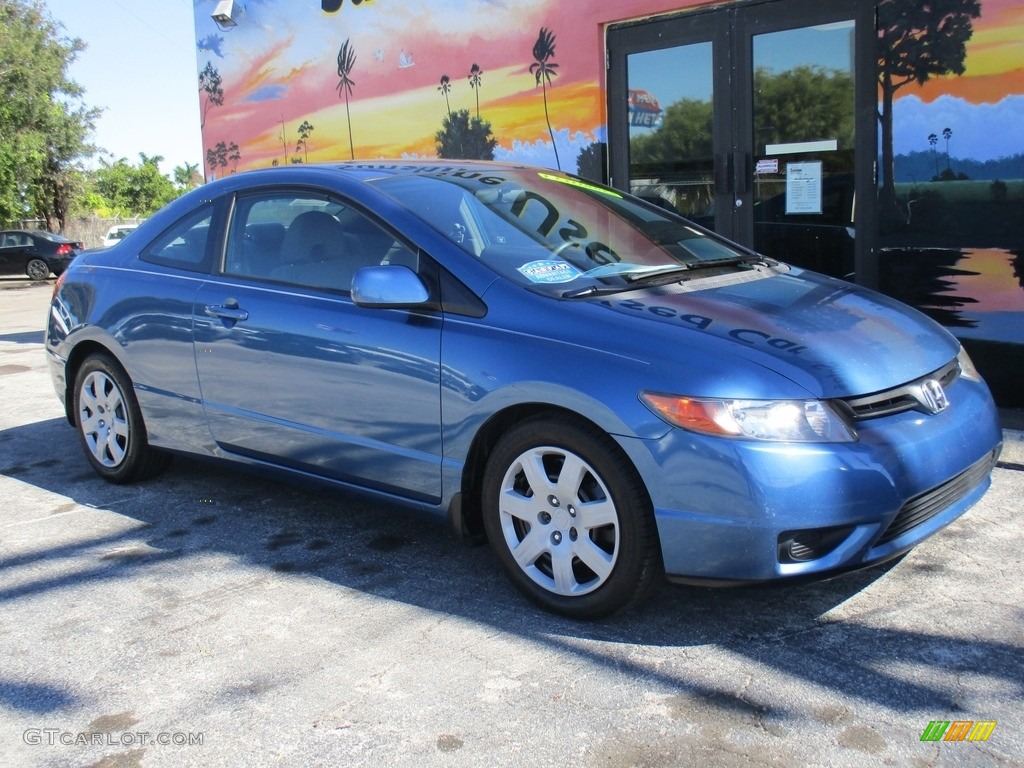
[607,11,728,230]
[608,0,869,281]
[742,13,857,278]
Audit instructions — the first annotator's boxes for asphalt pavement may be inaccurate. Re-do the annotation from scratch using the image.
[1,277,1022,767]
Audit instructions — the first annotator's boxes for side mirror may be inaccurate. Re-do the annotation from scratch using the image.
[351,265,430,309]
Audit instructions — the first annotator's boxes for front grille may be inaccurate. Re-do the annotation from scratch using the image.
[841,358,959,420]
[876,449,998,545]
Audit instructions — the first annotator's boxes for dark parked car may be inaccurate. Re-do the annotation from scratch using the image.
[0,229,83,280]
[45,162,1002,618]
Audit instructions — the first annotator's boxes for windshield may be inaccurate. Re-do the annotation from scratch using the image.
[368,168,760,296]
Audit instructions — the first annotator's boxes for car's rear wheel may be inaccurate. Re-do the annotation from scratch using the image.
[26,259,50,280]
[482,414,662,619]
[73,355,171,483]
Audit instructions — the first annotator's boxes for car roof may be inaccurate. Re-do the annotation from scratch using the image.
[320,159,530,174]
[215,159,538,188]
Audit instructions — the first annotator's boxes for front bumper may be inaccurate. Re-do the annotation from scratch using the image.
[621,376,1002,582]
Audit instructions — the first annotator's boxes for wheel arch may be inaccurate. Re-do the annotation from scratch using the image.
[453,402,655,545]
[62,340,128,426]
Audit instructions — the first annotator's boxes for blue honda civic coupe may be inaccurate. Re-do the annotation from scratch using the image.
[45,162,1002,618]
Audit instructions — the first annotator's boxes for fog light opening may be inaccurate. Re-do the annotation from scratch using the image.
[778,526,854,564]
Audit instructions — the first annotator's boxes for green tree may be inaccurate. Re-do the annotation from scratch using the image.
[198,62,223,129]
[629,98,713,168]
[0,0,97,230]
[877,0,981,221]
[173,162,201,190]
[529,27,560,170]
[435,109,496,160]
[753,65,854,149]
[336,38,357,160]
[93,153,176,217]
[34,99,98,231]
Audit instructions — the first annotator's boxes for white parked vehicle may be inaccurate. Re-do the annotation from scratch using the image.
[101,224,139,248]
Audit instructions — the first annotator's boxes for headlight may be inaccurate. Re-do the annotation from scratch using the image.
[956,345,982,382]
[640,393,857,443]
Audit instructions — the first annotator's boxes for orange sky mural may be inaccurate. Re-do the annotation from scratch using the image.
[193,0,711,175]
[883,0,1024,165]
[908,0,1024,103]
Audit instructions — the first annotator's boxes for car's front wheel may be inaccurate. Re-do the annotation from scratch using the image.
[26,258,50,280]
[482,414,662,619]
[73,355,171,483]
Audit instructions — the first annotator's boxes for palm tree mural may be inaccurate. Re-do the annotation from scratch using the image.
[438,74,453,119]
[228,142,241,173]
[468,63,483,118]
[529,27,560,170]
[928,132,939,178]
[198,62,224,129]
[277,115,290,165]
[297,120,315,163]
[942,126,953,172]
[336,39,357,160]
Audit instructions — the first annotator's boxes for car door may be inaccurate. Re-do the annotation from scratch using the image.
[192,188,444,503]
[0,232,30,275]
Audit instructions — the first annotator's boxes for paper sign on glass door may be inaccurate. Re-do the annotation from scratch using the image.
[785,161,822,214]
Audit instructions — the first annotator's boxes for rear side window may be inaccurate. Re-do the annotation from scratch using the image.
[140,205,214,272]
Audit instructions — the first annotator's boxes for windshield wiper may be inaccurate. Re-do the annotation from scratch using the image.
[562,256,766,298]
[561,283,636,299]
[622,264,693,283]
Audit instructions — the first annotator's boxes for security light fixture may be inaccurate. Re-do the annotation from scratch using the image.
[211,0,243,29]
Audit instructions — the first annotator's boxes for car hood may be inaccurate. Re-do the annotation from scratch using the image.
[590,267,959,399]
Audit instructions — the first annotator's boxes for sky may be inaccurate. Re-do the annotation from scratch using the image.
[44,0,203,177]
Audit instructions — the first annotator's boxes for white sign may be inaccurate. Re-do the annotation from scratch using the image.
[785,161,823,215]
[756,158,779,175]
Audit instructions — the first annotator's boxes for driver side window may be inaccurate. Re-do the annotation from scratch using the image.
[225,191,417,293]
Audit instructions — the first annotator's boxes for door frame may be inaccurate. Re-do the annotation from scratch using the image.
[606,0,878,286]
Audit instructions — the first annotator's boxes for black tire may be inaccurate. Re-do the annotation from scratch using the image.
[27,258,50,281]
[482,413,662,619]
[73,355,172,483]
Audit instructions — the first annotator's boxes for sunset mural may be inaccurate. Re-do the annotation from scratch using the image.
[886,0,1024,169]
[193,0,1021,176]
[191,0,708,175]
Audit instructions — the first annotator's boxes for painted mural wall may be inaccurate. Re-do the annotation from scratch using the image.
[875,0,1024,405]
[192,0,703,178]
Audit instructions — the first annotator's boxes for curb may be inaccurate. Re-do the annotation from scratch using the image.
[1000,428,1024,467]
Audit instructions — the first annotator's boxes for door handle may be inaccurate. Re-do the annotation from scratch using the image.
[715,152,734,195]
[205,303,249,322]
[734,151,751,196]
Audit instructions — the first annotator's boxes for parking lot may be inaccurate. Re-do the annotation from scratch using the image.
[1,277,1022,767]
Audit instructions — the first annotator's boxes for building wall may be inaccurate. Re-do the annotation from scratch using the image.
[873,0,1024,405]
[193,0,709,175]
